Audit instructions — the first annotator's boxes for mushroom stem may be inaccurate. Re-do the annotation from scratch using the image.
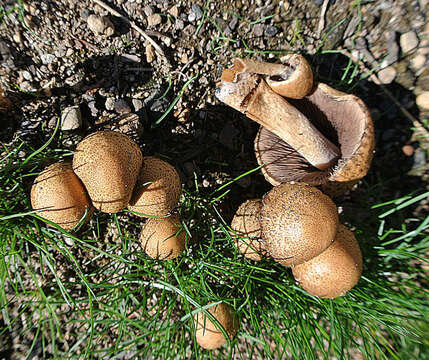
[216,72,340,170]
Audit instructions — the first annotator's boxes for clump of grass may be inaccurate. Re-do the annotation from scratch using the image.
[0,129,428,359]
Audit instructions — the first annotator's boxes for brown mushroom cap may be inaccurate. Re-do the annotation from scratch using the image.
[230,199,267,261]
[231,55,313,99]
[31,161,93,230]
[73,130,143,213]
[292,224,363,298]
[194,302,239,350]
[140,213,186,260]
[255,82,375,190]
[261,183,338,266]
[128,156,181,217]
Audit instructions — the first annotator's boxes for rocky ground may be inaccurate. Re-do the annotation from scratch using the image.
[0,0,428,358]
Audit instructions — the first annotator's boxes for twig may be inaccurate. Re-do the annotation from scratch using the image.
[317,0,330,38]
[91,0,170,66]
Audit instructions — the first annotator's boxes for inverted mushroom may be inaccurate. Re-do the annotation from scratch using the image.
[216,58,374,192]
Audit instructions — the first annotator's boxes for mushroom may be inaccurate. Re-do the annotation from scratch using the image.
[31,161,93,230]
[292,224,363,298]
[254,82,375,190]
[231,54,314,99]
[216,58,374,193]
[128,156,181,217]
[261,182,338,266]
[140,213,186,260]
[194,302,239,350]
[230,199,267,261]
[72,130,143,213]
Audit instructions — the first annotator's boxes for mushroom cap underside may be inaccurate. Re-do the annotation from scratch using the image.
[255,82,374,186]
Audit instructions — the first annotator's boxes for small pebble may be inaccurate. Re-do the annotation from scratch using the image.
[145,44,155,63]
[168,5,179,18]
[87,14,115,36]
[416,92,429,110]
[265,25,278,37]
[105,97,115,111]
[40,54,56,65]
[411,53,427,71]
[400,31,419,54]
[377,66,397,84]
[61,106,82,131]
[253,24,264,37]
[402,145,414,157]
[147,14,162,27]
[132,98,143,112]
[114,99,131,114]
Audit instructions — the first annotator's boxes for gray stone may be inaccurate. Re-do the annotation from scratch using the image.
[400,31,419,54]
[381,31,399,68]
[253,24,264,37]
[132,98,143,112]
[114,99,131,114]
[190,4,203,22]
[40,54,55,65]
[143,5,154,16]
[22,70,32,81]
[87,14,115,36]
[265,25,278,37]
[105,97,115,111]
[61,106,82,131]
[175,19,185,30]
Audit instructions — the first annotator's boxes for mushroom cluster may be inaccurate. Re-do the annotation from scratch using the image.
[31,130,185,260]
[230,182,363,298]
[216,55,375,196]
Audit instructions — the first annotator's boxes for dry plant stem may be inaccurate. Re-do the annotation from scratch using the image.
[216,73,340,170]
[92,0,169,66]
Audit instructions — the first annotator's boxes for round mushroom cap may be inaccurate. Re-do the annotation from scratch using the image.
[292,224,363,298]
[72,130,143,213]
[128,156,181,217]
[261,183,338,266]
[254,82,374,192]
[194,302,239,350]
[230,199,267,261]
[140,213,186,260]
[31,161,93,230]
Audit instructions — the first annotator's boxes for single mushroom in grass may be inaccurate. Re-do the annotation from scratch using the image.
[261,182,339,266]
[292,224,363,298]
[216,57,374,195]
[140,213,186,260]
[194,302,239,350]
[230,199,268,261]
[31,161,93,230]
[73,130,143,213]
[128,156,181,217]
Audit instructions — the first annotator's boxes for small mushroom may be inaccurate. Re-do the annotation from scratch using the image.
[73,130,143,213]
[31,161,93,230]
[232,54,314,99]
[254,82,375,190]
[194,302,239,350]
[140,213,186,260]
[292,224,363,298]
[230,199,267,261]
[261,182,338,266]
[128,156,181,217]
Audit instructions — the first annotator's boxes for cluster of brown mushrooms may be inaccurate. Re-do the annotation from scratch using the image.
[30,130,238,350]
[30,130,185,261]
[219,55,374,298]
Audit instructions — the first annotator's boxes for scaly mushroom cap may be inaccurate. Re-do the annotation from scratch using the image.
[292,224,363,298]
[31,161,93,230]
[261,183,338,266]
[140,214,186,260]
[128,156,181,217]
[230,199,267,261]
[73,130,143,213]
[194,302,239,350]
[255,82,375,190]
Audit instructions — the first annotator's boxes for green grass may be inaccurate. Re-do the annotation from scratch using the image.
[0,129,428,359]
